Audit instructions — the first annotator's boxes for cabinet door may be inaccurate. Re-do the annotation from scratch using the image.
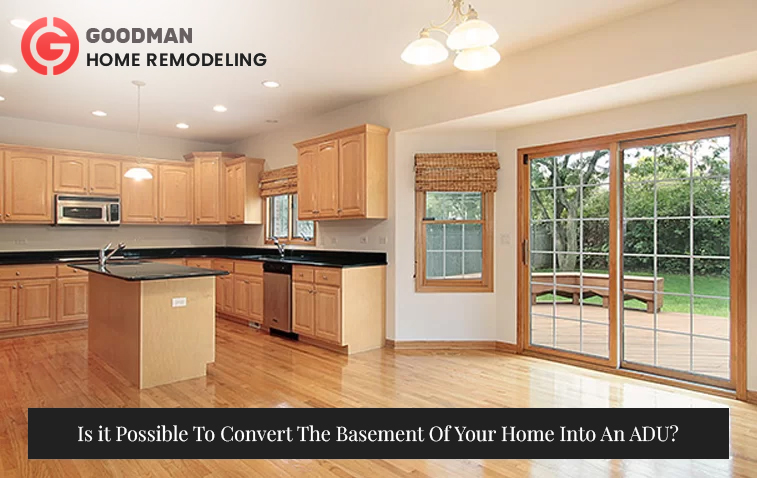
[297,147,317,220]
[90,159,121,195]
[195,158,221,224]
[0,151,4,222]
[314,284,341,344]
[57,277,88,323]
[233,275,251,317]
[215,276,224,311]
[292,282,315,336]
[338,133,366,218]
[316,141,339,218]
[18,279,56,327]
[159,165,193,224]
[225,164,240,223]
[4,151,53,223]
[122,162,158,223]
[54,156,89,194]
[249,276,264,321]
[222,276,235,314]
[0,281,18,330]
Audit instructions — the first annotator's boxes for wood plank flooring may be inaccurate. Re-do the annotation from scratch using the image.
[1,319,756,477]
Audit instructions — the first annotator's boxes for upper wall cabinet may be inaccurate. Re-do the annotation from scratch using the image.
[3,151,54,223]
[294,124,388,221]
[224,157,265,225]
[54,157,122,196]
[184,152,244,225]
[158,164,193,224]
[122,162,159,224]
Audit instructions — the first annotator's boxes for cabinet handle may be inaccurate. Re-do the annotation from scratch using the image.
[11,285,16,290]
[322,275,327,280]
[338,209,342,213]
[5,213,9,218]
[15,271,20,276]
[19,285,23,289]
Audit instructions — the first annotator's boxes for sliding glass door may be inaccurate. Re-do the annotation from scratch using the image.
[518,117,746,395]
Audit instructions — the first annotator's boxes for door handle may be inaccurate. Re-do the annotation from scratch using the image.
[522,240,529,266]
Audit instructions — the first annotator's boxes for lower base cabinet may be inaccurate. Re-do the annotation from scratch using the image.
[18,279,56,327]
[212,259,263,325]
[292,265,385,354]
[57,277,89,323]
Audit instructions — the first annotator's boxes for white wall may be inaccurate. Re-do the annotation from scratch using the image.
[494,81,757,389]
[0,115,228,251]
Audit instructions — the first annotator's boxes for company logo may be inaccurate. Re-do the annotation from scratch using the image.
[22,17,79,75]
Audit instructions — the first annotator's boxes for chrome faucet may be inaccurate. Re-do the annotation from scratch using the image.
[270,237,286,257]
[99,242,126,267]
[299,232,312,242]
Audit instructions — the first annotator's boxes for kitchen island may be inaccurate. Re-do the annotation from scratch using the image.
[70,261,228,389]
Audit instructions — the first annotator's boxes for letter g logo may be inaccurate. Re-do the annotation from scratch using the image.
[21,17,79,75]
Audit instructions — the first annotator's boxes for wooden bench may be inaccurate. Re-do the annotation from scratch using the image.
[531,272,663,313]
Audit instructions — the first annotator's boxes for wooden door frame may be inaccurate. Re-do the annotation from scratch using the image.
[516,115,748,400]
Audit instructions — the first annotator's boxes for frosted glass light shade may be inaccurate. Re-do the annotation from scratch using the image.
[401,35,449,65]
[447,19,499,51]
[454,46,501,71]
[124,167,153,180]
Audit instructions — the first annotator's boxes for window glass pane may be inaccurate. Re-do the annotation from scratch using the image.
[425,223,483,280]
[426,251,443,279]
[425,192,482,220]
[445,224,463,250]
[292,195,314,240]
[269,195,289,238]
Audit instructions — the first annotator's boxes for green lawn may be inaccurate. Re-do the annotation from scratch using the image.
[535,272,729,317]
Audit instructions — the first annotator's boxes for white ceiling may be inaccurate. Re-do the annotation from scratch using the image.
[0,0,673,144]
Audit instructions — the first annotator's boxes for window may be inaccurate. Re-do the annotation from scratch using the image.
[266,194,315,245]
[416,190,494,292]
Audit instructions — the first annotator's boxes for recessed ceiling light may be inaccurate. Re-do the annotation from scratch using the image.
[10,19,31,29]
[176,123,189,129]
[266,120,279,124]
[0,96,5,102]
[92,110,107,117]
[0,64,18,74]
[213,105,227,113]
[262,80,280,88]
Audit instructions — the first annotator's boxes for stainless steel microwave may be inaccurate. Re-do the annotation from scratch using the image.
[55,195,121,226]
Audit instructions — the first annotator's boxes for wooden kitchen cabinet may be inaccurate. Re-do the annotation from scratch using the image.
[159,164,193,224]
[17,278,56,327]
[185,152,243,225]
[0,281,18,330]
[233,275,263,322]
[224,158,265,224]
[57,276,88,323]
[4,151,54,223]
[294,124,388,221]
[122,162,158,223]
[292,282,315,336]
[0,151,4,223]
[186,258,213,269]
[292,264,386,353]
[217,275,234,315]
[89,159,121,195]
[54,156,89,194]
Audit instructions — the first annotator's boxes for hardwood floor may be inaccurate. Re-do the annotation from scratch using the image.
[1,319,756,477]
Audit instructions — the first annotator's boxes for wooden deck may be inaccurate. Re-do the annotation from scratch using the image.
[0,319,754,477]
[532,303,730,379]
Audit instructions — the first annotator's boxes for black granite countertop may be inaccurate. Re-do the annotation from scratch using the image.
[0,246,388,268]
[70,262,230,281]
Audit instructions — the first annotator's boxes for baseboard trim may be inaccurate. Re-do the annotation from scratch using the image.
[0,322,87,340]
[386,339,517,352]
[298,335,349,355]
[747,390,757,405]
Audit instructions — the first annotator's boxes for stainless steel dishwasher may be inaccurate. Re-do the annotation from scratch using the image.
[263,262,293,333]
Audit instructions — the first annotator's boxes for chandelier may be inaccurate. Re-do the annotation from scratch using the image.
[401,0,500,71]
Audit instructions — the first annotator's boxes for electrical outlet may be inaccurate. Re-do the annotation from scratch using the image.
[379,236,387,245]
[360,236,368,244]
[500,233,511,245]
[330,237,338,245]
[172,297,187,308]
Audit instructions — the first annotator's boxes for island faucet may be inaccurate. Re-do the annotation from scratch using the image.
[270,237,286,257]
[99,242,126,267]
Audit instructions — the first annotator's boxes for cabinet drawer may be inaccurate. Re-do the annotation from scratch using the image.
[186,259,213,269]
[151,258,186,266]
[234,260,263,277]
[57,265,89,277]
[314,267,341,287]
[211,259,234,272]
[292,266,314,283]
[0,265,57,280]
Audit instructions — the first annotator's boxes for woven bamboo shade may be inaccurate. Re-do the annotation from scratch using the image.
[414,152,500,192]
[259,165,298,198]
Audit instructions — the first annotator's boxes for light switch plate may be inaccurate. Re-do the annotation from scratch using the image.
[172,297,187,308]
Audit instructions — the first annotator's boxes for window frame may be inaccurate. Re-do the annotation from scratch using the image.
[415,190,494,293]
[265,194,316,246]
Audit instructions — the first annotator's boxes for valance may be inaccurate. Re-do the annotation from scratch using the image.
[414,152,499,192]
[259,165,298,197]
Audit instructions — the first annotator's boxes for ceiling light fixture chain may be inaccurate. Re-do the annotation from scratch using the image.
[401,0,500,71]
[124,80,153,181]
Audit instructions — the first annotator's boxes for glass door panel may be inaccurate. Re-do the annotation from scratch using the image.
[528,149,611,360]
[621,136,732,384]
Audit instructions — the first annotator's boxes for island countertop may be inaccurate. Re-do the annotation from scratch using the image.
[70,261,230,281]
